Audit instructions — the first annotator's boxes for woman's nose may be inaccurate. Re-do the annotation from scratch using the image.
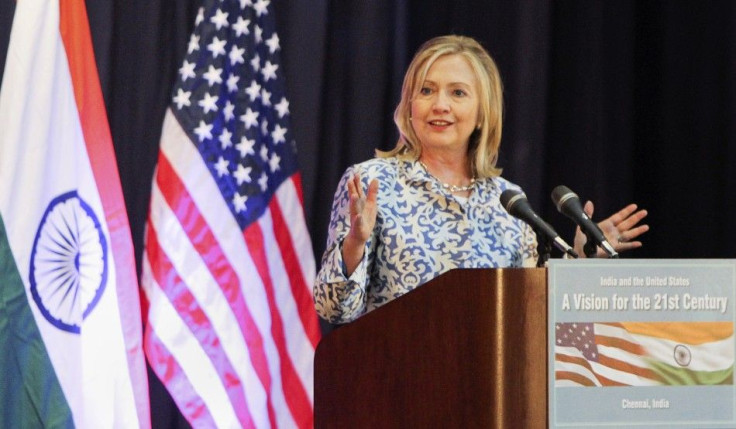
[432,92,450,112]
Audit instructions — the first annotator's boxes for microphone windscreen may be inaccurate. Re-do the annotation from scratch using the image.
[551,185,579,212]
[500,189,525,213]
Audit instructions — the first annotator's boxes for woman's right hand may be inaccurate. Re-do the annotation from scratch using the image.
[342,171,379,275]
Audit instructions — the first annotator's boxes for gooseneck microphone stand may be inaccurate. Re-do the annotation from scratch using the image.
[582,231,619,258]
[536,231,552,267]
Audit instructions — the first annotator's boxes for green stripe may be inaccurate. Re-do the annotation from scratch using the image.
[648,359,734,385]
[0,214,73,428]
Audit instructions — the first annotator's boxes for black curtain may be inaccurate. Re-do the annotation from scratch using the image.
[2,0,736,427]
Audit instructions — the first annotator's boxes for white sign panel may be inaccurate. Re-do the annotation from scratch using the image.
[548,259,736,428]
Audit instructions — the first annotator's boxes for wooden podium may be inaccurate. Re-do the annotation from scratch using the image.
[314,268,548,428]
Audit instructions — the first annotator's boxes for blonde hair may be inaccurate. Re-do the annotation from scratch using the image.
[377,35,504,178]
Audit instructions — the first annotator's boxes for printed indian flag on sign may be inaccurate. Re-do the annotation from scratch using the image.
[0,0,149,427]
[555,322,734,387]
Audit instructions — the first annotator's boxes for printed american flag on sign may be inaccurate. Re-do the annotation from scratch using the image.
[140,0,321,427]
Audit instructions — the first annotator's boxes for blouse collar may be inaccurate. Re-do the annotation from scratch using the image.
[399,158,499,204]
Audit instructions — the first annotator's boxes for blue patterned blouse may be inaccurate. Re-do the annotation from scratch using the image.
[314,157,538,324]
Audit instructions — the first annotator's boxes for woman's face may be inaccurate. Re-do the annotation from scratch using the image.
[410,54,480,157]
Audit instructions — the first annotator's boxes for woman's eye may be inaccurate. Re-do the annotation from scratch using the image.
[453,89,466,97]
[419,87,432,96]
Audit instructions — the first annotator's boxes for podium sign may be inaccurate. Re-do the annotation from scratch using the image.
[548,259,736,428]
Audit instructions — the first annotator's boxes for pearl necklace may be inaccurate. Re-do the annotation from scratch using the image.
[419,161,476,193]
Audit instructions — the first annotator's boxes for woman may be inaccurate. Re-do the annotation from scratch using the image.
[314,35,648,324]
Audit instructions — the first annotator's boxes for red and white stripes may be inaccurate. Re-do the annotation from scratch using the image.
[142,109,318,428]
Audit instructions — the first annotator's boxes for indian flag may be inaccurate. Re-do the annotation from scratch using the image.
[555,321,734,387]
[0,0,150,427]
[618,321,734,385]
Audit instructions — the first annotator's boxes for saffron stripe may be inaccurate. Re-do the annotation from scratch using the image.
[145,220,255,427]
[155,152,277,427]
[244,223,312,429]
[621,321,733,345]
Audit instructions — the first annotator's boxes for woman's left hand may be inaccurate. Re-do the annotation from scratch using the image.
[574,201,649,258]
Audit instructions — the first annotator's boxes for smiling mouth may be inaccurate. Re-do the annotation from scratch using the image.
[428,120,453,126]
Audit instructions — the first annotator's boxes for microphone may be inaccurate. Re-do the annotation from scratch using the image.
[550,185,618,258]
[500,189,578,258]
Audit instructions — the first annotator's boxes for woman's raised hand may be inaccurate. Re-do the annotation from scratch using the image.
[342,171,379,275]
[574,201,649,258]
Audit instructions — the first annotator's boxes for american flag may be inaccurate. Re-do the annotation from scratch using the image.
[554,322,662,387]
[140,0,321,427]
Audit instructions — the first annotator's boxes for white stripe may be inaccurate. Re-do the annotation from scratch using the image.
[588,360,661,386]
[259,208,314,404]
[630,333,734,372]
[274,177,318,402]
[593,323,632,340]
[555,379,589,387]
[554,348,602,386]
[275,179,316,295]
[556,344,661,387]
[0,0,140,426]
[596,343,649,367]
[142,258,239,429]
[596,323,734,373]
[594,323,655,382]
[147,178,270,428]
[159,109,307,422]
[596,344,661,386]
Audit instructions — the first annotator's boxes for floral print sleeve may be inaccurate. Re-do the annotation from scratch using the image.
[313,164,376,323]
[314,157,539,324]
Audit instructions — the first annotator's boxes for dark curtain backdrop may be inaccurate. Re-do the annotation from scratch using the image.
[2,0,736,427]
